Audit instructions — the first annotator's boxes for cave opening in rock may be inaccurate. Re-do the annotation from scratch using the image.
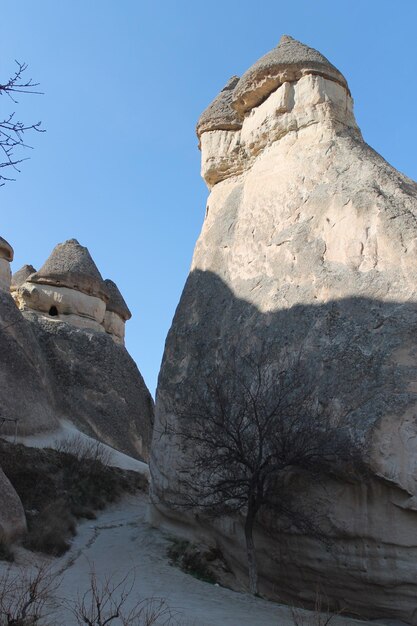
[49,305,58,317]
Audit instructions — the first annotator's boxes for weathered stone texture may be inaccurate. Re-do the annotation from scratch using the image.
[0,237,13,262]
[0,240,153,461]
[0,290,58,434]
[196,76,242,139]
[151,36,417,623]
[14,241,133,345]
[232,34,348,115]
[0,237,13,292]
[0,467,26,542]
[11,264,36,291]
[23,310,154,460]
[29,238,109,301]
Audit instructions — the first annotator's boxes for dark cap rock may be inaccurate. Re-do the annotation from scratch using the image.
[0,237,14,262]
[104,278,132,321]
[232,34,348,116]
[196,76,242,139]
[11,264,37,290]
[28,239,109,301]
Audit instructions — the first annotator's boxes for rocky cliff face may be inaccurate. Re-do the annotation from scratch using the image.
[22,309,153,459]
[0,467,26,543]
[151,36,417,623]
[0,238,153,462]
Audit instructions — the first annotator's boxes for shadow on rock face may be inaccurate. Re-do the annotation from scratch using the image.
[24,310,154,461]
[0,289,154,462]
[0,291,58,434]
[157,269,417,437]
[152,269,417,623]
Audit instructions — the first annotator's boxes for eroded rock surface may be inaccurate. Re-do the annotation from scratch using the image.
[151,35,417,623]
[102,278,132,345]
[0,467,26,543]
[1,239,153,461]
[0,237,13,292]
[23,310,153,460]
[0,290,58,434]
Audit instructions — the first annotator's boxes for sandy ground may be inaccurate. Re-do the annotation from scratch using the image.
[0,493,387,626]
[0,425,390,625]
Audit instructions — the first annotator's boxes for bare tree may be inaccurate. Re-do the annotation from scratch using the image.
[166,349,368,596]
[0,562,59,625]
[0,61,44,185]
[69,566,176,626]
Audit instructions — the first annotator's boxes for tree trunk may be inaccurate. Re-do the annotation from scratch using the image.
[244,511,258,595]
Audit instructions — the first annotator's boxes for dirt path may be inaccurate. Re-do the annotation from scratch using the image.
[43,493,381,626]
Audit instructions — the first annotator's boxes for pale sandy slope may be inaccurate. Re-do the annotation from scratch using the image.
[42,494,384,626]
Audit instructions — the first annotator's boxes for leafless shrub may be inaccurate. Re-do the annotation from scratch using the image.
[291,589,346,626]
[69,566,176,625]
[54,434,112,467]
[0,562,59,625]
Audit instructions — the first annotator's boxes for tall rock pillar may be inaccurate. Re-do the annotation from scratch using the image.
[151,35,417,623]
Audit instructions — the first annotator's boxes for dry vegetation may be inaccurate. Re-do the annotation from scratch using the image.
[68,566,175,626]
[0,564,178,626]
[0,437,147,557]
[0,563,58,626]
[167,538,222,584]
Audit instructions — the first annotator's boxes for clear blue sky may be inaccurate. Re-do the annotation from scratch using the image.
[1,1,416,396]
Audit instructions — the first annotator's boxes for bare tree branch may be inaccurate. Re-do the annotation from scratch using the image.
[68,565,178,625]
[0,60,45,185]
[163,346,370,595]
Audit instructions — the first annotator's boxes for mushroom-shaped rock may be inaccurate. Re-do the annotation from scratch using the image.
[199,35,356,188]
[102,278,131,344]
[29,239,108,300]
[11,264,36,292]
[0,237,13,262]
[232,34,348,116]
[152,34,417,622]
[196,76,242,139]
[17,239,109,332]
[104,279,131,321]
[0,237,14,291]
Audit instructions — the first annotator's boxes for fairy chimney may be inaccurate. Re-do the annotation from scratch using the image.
[14,239,109,332]
[0,237,13,291]
[152,34,417,623]
[102,278,131,345]
[10,264,36,292]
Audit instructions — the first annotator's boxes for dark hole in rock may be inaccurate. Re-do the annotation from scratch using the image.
[49,306,59,317]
